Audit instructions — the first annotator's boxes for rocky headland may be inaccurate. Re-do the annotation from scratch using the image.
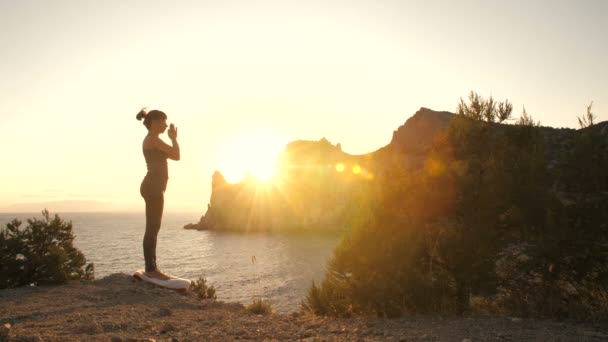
[185,107,606,232]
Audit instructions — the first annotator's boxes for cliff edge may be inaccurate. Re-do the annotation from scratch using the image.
[1,273,606,341]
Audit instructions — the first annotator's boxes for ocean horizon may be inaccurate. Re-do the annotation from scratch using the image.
[0,211,340,313]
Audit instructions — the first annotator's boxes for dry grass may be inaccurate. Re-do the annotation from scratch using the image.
[246,298,273,315]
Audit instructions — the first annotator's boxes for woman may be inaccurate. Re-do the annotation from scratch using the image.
[136,108,180,280]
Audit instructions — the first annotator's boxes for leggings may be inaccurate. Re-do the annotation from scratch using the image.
[140,176,167,272]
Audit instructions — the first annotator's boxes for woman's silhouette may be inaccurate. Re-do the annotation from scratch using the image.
[136,108,180,280]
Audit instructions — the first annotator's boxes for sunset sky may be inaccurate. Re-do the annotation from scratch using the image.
[1,0,606,212]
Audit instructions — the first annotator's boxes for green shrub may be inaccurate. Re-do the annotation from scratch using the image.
[305,92,608,321]
[189,276,217,300]
[0,209,94,288]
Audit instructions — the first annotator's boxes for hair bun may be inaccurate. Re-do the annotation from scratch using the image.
[136,108,148,121]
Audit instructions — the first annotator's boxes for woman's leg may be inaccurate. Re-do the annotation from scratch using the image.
[143,191,164,272]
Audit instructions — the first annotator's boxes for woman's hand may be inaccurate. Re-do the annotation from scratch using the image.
[168,123,178,140]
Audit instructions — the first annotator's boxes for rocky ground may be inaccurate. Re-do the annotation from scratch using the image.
[1,274,608,341]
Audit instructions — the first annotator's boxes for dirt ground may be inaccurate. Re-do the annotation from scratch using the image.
[1,273,608,341]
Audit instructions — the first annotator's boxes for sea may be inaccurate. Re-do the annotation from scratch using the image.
[0,211,342,313]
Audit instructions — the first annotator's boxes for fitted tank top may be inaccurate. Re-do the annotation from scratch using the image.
[143,147,169,180]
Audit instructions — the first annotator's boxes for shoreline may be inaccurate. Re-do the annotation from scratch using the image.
[1,274,608,341]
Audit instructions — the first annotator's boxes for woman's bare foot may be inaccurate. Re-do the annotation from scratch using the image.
[144,270,172,280]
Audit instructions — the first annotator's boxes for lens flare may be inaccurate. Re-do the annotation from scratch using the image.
[336,163,345,172]
[217,130,283,184]
[352,165,361,174]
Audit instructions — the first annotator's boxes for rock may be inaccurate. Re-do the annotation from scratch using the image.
[183,223,198,230]
[297,329,313,338]
[561,281,578,295]
[160,323,177,334]
[233,328,247,337]
[578,329,608,338]
[110,336,123,342]
[73,320,103,334]
[390,108,454,153]
[0,324,11,342]
[463,339,472,342]
[417,334,437,342]
[159,307,172,317]
[171,338,179,342]
[508,317,522,323]
[13,335,43,342]
[497,333,512,340]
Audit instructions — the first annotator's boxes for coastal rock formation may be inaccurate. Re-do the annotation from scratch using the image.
[388,107,455,153]
[189,138,364,231]
[186,107,608,232]
[186,108,454,232]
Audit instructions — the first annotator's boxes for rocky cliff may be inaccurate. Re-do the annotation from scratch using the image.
[185,107,607,232]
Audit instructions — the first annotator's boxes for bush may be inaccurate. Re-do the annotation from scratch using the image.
[246,298,272,315]
[0,209,94,288]
[304,214,461,317]
[493,248,608,322]
[305,92,608,321]
[189,276,217,300]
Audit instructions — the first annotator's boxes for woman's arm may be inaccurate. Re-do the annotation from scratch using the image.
[151,137,180,160]
[152,124,180,160]
[169,136,180,161]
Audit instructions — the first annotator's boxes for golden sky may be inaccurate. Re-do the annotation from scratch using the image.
[1,0,606,212]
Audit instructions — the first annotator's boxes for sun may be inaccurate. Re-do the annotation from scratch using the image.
[248,157,276,182]
[217,131,283,184]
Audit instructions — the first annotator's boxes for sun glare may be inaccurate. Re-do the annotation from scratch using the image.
[218,132,283,184]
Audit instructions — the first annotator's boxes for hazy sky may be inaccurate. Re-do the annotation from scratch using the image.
[1,0,606,212]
